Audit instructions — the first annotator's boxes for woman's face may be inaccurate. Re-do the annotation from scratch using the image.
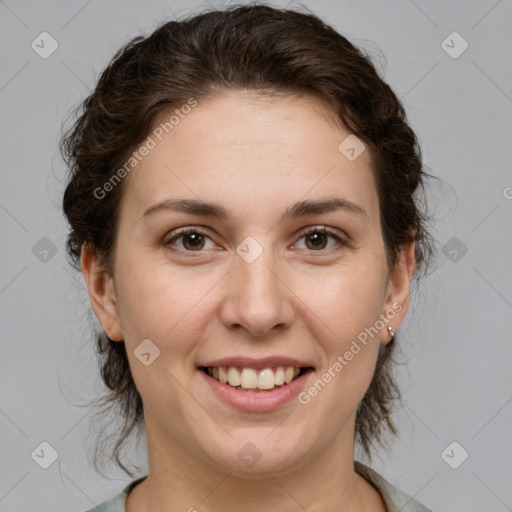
[83,91,414,475]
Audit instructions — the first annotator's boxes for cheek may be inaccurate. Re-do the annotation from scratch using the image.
[300,272,385,416]
[115,259,217,346]
[113,262,212,405]
[310,260,387,338]
[304,259,387,401]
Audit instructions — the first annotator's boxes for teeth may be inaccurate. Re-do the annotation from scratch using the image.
[257,368,275,389]
[240,368,258,389]
[206,366,305,391]
[228,367,241,387]
[219,367,229,384]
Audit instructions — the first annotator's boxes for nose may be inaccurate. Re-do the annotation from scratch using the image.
[219,246,295,337]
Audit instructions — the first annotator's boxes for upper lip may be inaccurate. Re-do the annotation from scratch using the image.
[200,356,314,370]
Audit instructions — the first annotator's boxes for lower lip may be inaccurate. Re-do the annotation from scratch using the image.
[199,369,313,412]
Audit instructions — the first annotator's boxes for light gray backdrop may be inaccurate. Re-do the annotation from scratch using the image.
[1,0,511,511]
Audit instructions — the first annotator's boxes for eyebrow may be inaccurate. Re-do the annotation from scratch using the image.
[141,197,367,223]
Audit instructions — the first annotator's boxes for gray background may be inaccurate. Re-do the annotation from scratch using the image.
[1,0,511,510]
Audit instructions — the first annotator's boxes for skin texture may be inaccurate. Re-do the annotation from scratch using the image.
[81,91,415,512]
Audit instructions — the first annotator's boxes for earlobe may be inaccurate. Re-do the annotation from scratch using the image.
[380,240,416,345]
[80,243,124,342]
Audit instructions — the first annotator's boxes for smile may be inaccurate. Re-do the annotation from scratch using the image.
[202,366,310,391]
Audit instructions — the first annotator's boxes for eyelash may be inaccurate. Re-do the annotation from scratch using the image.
[164,226,346,254]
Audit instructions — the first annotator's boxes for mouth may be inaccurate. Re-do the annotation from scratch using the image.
[200,365,314,392]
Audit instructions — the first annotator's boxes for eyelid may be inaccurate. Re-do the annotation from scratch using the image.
[293,226,347,250]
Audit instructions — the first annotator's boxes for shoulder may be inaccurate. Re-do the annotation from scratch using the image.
[354,461,434,512]
[82,476,148,512]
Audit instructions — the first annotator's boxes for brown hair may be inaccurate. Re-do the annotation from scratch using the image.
[61,3,435,477]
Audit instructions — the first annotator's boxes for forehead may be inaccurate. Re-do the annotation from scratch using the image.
[119,92,379,225]
[152,91,352,157]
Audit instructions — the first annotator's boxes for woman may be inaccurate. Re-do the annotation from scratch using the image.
[61,4,435,511]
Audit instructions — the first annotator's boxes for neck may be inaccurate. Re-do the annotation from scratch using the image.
[126,415,386,512]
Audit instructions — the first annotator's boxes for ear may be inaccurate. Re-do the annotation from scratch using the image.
[380,239,416,345]
[80,243,124,342]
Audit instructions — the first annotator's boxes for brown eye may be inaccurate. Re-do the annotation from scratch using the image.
[296,227,345,252]
[165,228,213,251]
[305,231,329,250]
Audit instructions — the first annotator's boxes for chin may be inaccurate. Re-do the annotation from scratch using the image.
[200,428,311,477]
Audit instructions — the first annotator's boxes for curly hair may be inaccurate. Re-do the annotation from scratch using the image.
[61,3,435,477]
